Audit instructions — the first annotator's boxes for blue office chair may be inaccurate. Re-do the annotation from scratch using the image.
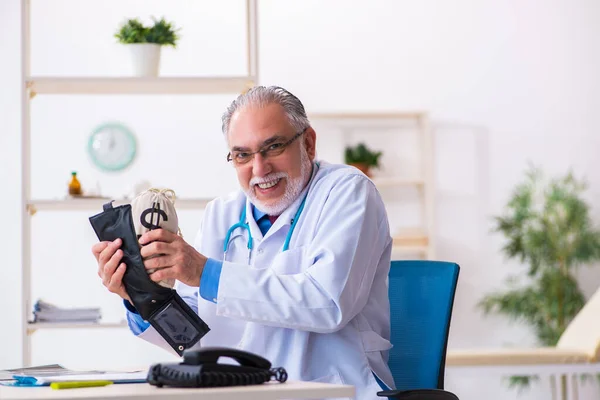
[377,260,460,400]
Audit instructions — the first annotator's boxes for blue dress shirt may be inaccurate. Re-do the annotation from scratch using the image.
[125,205,273,335]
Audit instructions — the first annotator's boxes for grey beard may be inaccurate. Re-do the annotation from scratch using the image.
[244,147,311,216]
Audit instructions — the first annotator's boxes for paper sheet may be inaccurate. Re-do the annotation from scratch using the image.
[22,371,148,384]
[0,365,147,386]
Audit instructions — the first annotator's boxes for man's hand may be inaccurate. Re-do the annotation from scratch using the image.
[92,239,132,303]
[139,229,207,287]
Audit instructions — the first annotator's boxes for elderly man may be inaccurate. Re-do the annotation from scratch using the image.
[92,86,394,399]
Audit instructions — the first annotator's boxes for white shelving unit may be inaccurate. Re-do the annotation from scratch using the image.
[26,76,255,96]
[20,0,260,367]
[27,197,214,214]
[19,0,435,367]
[27,321,128,335]
[309,112,435,260]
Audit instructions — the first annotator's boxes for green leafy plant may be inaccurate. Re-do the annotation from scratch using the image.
[114,17,180,47]
[344,143,382,168]
[479,165,600,392]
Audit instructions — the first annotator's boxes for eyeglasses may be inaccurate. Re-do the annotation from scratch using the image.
[227,128,307,166]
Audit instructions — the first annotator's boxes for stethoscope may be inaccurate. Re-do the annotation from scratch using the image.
[223,163,318,264]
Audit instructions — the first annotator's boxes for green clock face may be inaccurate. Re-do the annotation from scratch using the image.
[88,123,137,172]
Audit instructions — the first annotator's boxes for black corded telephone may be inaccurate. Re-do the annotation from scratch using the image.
[147,347,288,388]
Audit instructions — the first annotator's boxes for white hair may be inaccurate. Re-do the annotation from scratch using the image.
[221,85,311,136]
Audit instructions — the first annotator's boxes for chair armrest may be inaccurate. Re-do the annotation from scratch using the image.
[377,388,459,400]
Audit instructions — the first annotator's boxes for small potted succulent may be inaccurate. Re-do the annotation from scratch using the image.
[114,17,180,77]
[344,142,382,177]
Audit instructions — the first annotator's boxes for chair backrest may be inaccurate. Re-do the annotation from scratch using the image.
[387,260,460,390]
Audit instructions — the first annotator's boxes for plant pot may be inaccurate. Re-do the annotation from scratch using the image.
[128,43,162,77]
[349,163,372,177]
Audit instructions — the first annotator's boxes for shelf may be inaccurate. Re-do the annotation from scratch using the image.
[391,230,429,256]
[309,112,426,120]
[27,182,423,212]
[392,229,430,257]
[27,321,128,334]
[392,244,429,255]
[26,76,255,95]
[27,197,213,214]
[373,177,425,187]
[393,231,429,247]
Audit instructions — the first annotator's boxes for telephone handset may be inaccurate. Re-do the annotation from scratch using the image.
[183,347,272,369]
[147,347,288,388]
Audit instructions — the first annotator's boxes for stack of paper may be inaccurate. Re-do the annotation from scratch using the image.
[0,364,101,381]
[0,364,147,387]
[33,299,101,323]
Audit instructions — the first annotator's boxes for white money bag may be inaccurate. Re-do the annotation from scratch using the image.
[131,188,181,288]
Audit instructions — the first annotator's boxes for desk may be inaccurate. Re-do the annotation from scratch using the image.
[0,381,354,400]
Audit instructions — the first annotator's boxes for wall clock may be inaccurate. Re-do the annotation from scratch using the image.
[88,122,137,172]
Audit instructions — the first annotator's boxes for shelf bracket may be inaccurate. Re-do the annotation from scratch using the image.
[26,81,36,99]
[26,204,37,216]
[243,80,255,94]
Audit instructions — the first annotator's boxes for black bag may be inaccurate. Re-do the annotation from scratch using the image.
[89,201,210,355]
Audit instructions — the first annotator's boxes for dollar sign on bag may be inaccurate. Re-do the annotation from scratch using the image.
[140,202,168,230]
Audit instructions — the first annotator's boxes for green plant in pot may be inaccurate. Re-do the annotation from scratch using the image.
[344,143,382,177]
[114,17,180,77]
[479,165,600,394]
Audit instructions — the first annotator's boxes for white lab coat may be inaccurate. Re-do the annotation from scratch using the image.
[137,161,395,400]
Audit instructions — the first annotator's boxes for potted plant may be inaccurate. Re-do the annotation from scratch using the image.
[344,143,382,177]
[479,165,600,393]
[114,17,180,77]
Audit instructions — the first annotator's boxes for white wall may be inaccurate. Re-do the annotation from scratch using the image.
[2,0,600,399]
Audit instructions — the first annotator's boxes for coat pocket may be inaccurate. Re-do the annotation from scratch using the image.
[269,245,307,275]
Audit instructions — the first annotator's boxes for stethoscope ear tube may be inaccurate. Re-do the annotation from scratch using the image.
[223,193,307,262]
[223,206,252,253]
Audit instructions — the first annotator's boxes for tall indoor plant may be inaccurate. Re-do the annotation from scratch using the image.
[114,17,180,77]
[479,165,600,391]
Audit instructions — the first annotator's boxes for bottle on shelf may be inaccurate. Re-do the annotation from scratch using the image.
[68,171,82,196]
